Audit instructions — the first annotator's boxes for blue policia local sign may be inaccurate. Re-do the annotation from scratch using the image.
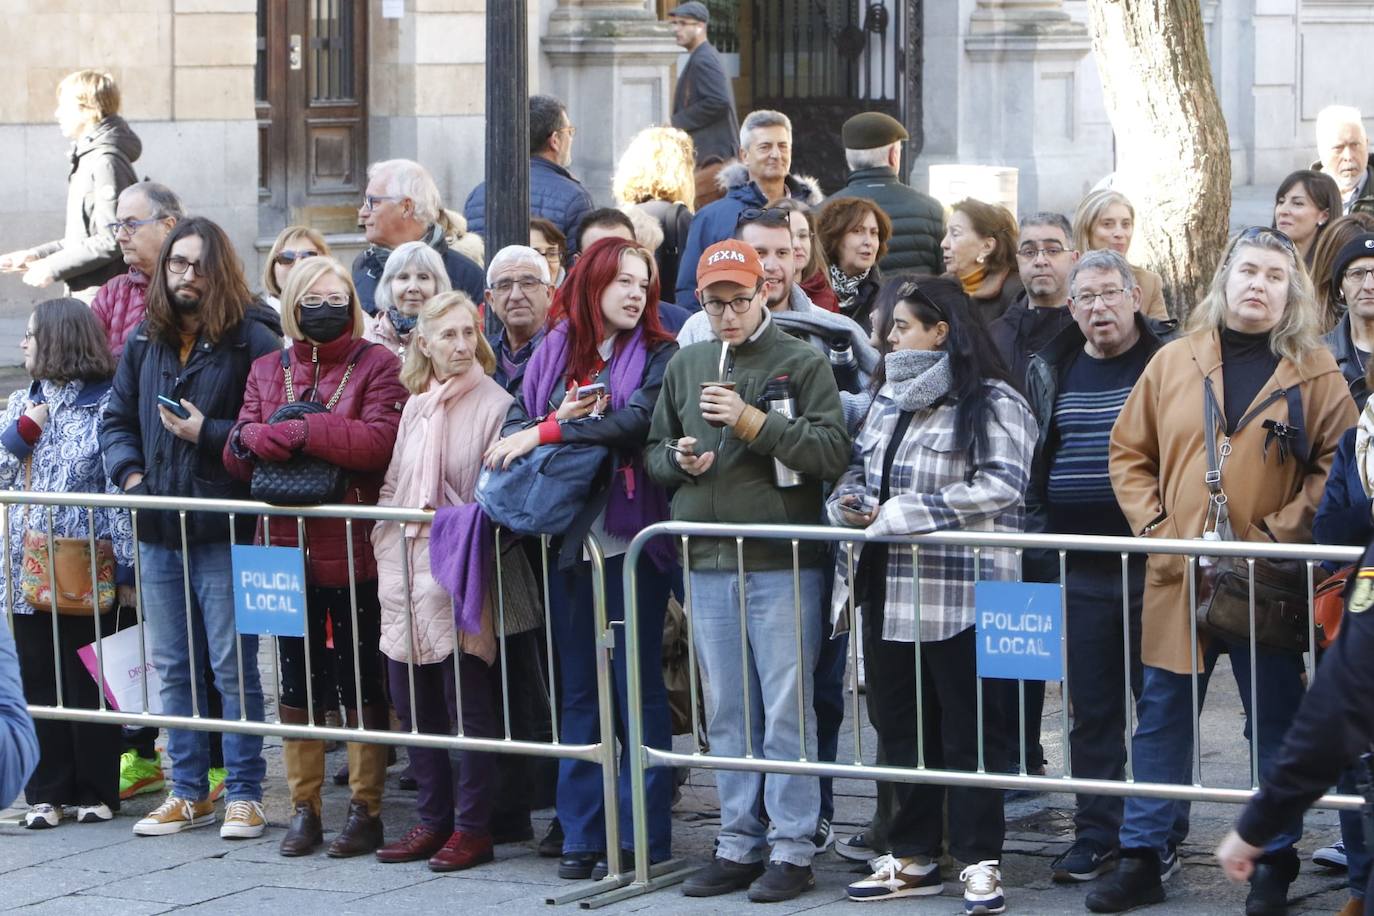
[231,545,307,637]
[974,581,1064,682]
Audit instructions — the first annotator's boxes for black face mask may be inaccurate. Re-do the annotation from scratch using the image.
[298,305,352,343]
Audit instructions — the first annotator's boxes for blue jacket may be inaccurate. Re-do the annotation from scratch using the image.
[463,156,595,251]
[0,619,37,809]
[674,162,823,309]
[1313,427,1371,550]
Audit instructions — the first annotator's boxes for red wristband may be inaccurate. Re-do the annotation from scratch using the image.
[537,416,562,445]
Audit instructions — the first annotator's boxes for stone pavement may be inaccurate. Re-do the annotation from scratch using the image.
[0,654,1358,914]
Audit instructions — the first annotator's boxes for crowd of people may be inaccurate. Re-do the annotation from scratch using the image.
[5,51,1374,916]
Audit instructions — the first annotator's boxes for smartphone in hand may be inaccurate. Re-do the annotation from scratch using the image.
[156,394,191,420]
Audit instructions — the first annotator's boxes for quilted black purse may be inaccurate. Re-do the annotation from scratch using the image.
[249,347,366,506]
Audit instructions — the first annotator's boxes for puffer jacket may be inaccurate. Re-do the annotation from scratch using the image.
[101,305,283,547]
[373,368,512,665]
[463,156,596,251]
[0,379,135,615]
[828,166,945,275]
[90,267,149,358]
[223,332,408,588]
[30,116,141,292]
[351,225,485,316]
[674,162,824,308]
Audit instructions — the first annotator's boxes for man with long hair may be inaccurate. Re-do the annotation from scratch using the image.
[101,216,281,841]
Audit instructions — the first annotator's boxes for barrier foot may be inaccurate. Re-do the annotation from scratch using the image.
[544,859,693,908]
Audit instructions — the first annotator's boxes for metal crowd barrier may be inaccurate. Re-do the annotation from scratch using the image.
[616,522,1367,895]
[0,490,636,908]
[6,492,1369,905]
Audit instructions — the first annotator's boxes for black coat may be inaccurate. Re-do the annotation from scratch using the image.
[671,42,740,165]
[1321,313,1369,410]
[827,166,945,275]
[987,293,1076,387]
[635,199,694,305]
[100,305,283,547]
[351,230,485,317]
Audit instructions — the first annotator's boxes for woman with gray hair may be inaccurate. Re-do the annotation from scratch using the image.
[365,240,452,361]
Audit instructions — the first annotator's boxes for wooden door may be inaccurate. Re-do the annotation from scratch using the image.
[257,0,368,237]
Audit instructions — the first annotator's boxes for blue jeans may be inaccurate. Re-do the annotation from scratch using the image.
[139,541,265,802]
[1339,766,1371,899]
[1119,640,1306,856]
[548,554,673,862]
[690,568,822,867]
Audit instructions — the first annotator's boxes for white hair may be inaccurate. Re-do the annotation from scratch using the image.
[739,109,792,151]
[486,244,551,286]
[844,142,898,172]
[1317,105,1368,144]
[373,240,451,313]
[367,159,442,227]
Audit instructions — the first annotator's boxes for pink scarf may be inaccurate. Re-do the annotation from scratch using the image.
[390,362,487,525]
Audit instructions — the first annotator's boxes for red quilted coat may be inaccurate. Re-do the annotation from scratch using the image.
[90,267,149,358]
[223,332,408,587]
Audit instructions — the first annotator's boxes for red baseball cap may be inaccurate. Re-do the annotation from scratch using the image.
[696,239,764,291]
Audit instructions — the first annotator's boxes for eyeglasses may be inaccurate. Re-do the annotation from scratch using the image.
[1069,288,1127,309]
[1016,244,1070,259]
[1344,266,1374,286]
[22,329,35,341]
[275,250,318,267]
[361,194,400,212]
[299,294,350,309]
[558,124,577,138]
[166,255,204,277]
[701,295,756,316]
[490,275,547,295]
[895,280,948,322]
[735,207,791,229]
[1238,226,1298,259]
[106,217,161,236]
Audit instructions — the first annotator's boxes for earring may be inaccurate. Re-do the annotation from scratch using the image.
[976,254,986,265]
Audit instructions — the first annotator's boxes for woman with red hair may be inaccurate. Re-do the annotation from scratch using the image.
[484,236,679,878]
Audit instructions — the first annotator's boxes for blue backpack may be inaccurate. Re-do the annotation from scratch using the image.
[475,442,609,537]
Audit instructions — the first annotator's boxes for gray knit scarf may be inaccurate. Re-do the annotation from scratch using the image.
[885,349,952,411]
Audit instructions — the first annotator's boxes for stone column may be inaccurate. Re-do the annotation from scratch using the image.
[541,0,681,203]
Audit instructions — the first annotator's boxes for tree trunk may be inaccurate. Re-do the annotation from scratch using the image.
[1085,0,1230,320]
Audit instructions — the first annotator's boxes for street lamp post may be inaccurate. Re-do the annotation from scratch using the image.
[484,1,529,336]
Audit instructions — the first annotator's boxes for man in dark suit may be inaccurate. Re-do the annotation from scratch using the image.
[668,2,739,166]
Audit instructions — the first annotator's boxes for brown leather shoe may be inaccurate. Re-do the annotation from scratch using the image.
[279,802,323,857]
[376,823,449,863]
[327,800,384,858]
[428,831,495,872]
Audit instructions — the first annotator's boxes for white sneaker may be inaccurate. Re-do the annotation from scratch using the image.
[848,854,943,900]
[220,799,266,839]
[24,803,60,829]
[75,803,113,824]
[1313,840,1348,870]
[960,860,1006,914]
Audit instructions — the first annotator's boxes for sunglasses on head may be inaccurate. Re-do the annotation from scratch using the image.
[895,280,948,322]
[735,207,792,230]
[1237,226,1298,260]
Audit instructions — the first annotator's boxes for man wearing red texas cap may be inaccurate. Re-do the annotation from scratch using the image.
[646,239,850,903]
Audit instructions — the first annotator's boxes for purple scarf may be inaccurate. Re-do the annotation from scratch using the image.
[430,503,490,635]
[522,322,674,569]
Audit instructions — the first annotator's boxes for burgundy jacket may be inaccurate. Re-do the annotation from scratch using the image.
[224,332,408,587]
[90,267,149,358]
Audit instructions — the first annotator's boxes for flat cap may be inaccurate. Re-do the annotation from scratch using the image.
[842,111,909,150]
[668,2,709,23]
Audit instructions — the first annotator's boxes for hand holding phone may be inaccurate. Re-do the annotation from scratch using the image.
[156,395,191,420]
[574,382,607,400]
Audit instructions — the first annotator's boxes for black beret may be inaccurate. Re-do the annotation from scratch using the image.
[842,112,909,150]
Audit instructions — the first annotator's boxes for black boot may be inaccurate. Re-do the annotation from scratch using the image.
[1246,850,1299,916]
[1085,848,1165,913]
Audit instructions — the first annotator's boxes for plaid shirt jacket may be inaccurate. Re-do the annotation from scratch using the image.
[828,379,1035,643]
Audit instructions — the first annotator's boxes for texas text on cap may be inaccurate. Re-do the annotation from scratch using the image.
[668,1,709,23]
[1332,233,1374,289]
[697,239,764,290]
[841,111,909,150]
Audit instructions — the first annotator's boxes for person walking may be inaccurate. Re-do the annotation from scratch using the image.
[667,2,740,169]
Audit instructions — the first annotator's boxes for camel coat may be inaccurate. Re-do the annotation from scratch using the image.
[1131,265,1170,321]
[1109,328,1355,674]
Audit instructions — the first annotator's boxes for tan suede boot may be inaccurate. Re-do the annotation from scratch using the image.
[278,704,325,856]
[326,705,388,857]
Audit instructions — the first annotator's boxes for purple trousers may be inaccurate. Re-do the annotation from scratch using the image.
[387,653,498,835]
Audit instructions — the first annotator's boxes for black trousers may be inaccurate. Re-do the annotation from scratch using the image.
[866,611,1007,863]
[278,580,385,711]
[14,610,123,809]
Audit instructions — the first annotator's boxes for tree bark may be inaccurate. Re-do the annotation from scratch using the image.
[1085,0,1230,319]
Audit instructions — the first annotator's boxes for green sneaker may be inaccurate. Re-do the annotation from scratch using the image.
[119,750,166,801]
[208,767,228,803]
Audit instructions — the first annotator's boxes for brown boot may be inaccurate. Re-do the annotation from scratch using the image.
[1338,897,1363,916]
[278,704,325,856]
[327,705,388,858]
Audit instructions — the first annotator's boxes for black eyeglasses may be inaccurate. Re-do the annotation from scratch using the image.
[895,280,948,322]
[735,207,792,230]
[1238,226,1298,259]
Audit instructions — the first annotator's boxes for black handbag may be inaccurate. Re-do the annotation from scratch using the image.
[1193,376,1319,653]
[249,347,366,506]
